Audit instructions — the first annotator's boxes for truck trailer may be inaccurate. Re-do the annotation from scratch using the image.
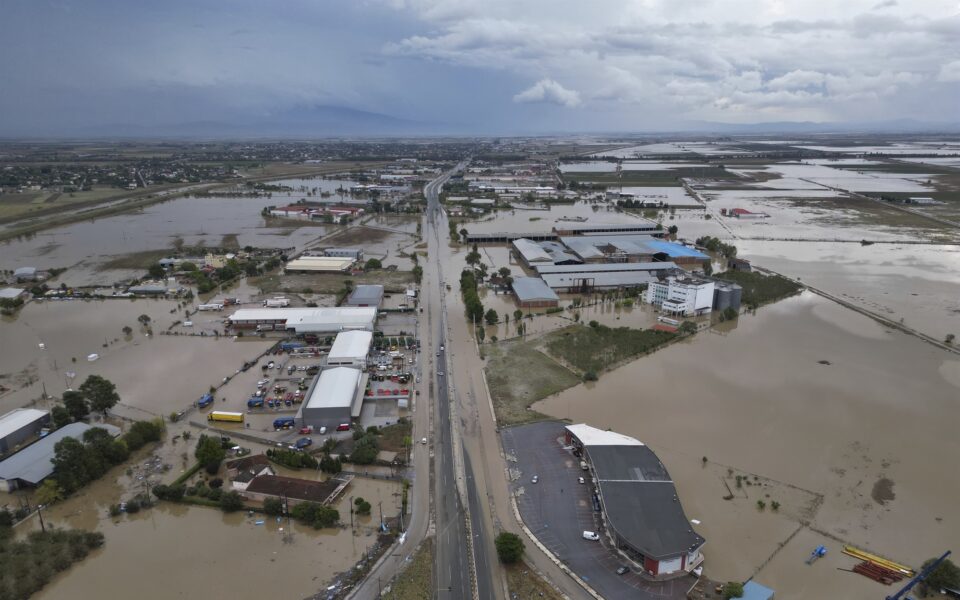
[197,303,224,311]
[208,411,244,423]
[263,297,290,308]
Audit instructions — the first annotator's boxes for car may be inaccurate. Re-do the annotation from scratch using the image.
[299,426,313,434]
[436,351,440,357]
[295,437,313,449]
[531,475,539,484]
[437,371,444,377]
[439,345,444,351]
[421,437,428,445]
[266,361,275,369]
[616,566,629,575]
[578,476,585,484]
[318,426,327,435]
[582,531,600,541]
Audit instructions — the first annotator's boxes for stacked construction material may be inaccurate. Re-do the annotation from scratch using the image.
[853,561,905,585]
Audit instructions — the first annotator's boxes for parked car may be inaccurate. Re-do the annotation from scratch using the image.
[421,437,428,445]
[578,476,585,484]
[295,437,313,449]
[531,475,539,484]
[582,531,600,541]
[318,426,327,435]
[299,426,313,434]
[616,566,629,575]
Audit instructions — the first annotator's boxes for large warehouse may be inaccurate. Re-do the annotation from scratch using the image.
[297,367,367,430]
[565,424,704,578]
[0,408,50,455]
[0,423,121,491]
[284,256,355,273]
[511,277,559,308]
[227,307,376,334]
[327,331,373,367]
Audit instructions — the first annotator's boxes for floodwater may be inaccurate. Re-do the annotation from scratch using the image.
[19,463,398,600]
[0,297,272,417]
[533,292,960,599]
[0,177,376,277]
[735,239,960,342]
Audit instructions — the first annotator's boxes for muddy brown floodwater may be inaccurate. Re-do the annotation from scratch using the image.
[534,292,960,600]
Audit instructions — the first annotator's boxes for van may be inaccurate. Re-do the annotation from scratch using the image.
[336,423,351,432]
[582,531,600,541]
[273,417,295,430]
[580,460,588,471]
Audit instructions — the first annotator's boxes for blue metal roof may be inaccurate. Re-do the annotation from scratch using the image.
[741,581,775,600]
[643,240,708,259]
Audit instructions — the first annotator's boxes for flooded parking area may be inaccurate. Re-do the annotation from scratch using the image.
[533,292,960,599]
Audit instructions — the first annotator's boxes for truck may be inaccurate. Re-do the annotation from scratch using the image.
[197,303,224,311]
[280,341,305,351]
[247,397,264,408]
[208,411,244,423]
[273,417,296,430]
[263,297,290,308]
[197,393,214,408]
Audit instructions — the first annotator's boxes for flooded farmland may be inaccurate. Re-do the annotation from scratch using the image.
[533,292,960,599]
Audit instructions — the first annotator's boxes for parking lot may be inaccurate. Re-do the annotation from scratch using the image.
[500,421,694,600]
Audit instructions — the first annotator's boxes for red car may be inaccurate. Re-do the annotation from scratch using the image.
[299,426,313,435]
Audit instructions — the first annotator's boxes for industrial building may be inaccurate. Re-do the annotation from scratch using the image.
[565,424,704,578]
[344,284,384,308]
[535,262,679,292]
[0,423,121,491]
[511,277,560,308]
[284,256,355,273]
[0,288,26,301]
[326,331,373,367]
[296,367,367,430]
[537,241,582,265]
[0,408,50,455]
[553,222,662,236]
[511,238,554,268]
[227,307,376,334]
[323,248,364,260]
[560,235,709,265]
[646,276,715,317]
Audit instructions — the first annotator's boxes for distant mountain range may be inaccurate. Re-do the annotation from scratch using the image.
[2,106,957,139]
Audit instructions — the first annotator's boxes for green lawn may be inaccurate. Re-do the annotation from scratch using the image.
[387,538,433,599]
[485,339,580,426]
[714,270,803,309]
[542,324,675,375]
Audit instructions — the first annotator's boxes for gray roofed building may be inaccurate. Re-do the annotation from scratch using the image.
[535,261,678,275]
[345,284,384,308]
[0,288,26,300]
[0,423,121,491]
[511,277,559,308]
[14,267,38,281]
[565,423,704,578]
[537,241,582,265]
[541,271,660,292]
[511,238,554,267]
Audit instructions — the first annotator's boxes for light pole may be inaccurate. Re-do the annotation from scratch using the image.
[36,504,46,533]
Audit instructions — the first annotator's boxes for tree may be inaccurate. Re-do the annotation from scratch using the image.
[263,497,284,516]
[589,320,599,328]
[147,263,165,279]
[353,497,372,515]
[476,327,485,343]
[121,325,133,336]
[51,436,90,494]
[51,405,72,428]
[137,314,151,326]
[679,321,698,335]
[484,309,498,325]
[722,582,744,599]
[219,490,244,512]
[498,267,511,280]
[513,309,523,322]
[35,480,64,506]
[946,333,956,345]
[180,262,198,271]
[495,532,524,564]
[667,225,679,235]
[921,556,960,596]
[459,228,468,240]
[62,390,89,422]
[364,258,383,271]
[79,375,120,417]
[703,261,713,276]
[722,307,738,321]
[195,435,226,474]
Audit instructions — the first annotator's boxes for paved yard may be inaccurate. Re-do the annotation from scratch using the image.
[501,421,695,600]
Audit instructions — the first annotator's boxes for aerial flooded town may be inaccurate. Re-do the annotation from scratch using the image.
[1,2,959,600]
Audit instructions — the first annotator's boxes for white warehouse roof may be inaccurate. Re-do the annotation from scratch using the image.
[565,423,644,447]
[305,367,363,410]
[512,238,553,263]
[0,409,49,440]
[228,307,377,333]
[512,277,559,302]
[0,423,121,486]
[285,256,355,272]
[328,331,373,362]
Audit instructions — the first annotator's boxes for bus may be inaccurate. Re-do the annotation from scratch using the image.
[208,411,244,423]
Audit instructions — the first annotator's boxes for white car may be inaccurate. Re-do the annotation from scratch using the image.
[421,437,428,445]
[578,476,585,484]
[531,475,539,484]
[582,531,600,541]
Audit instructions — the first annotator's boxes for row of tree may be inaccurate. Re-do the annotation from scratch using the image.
[53,375,120,427]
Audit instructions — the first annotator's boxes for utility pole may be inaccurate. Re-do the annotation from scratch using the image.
[378,500,384,531]
[36,504,46,533]
[349,495,354,531]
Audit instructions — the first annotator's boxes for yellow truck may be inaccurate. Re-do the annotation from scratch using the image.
[207,411,244,423]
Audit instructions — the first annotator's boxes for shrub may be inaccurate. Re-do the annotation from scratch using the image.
[263,497,284,516]
[495,532,524,564]
[722,582,744,599]
[219,491,244,512]
[353,497,372,515]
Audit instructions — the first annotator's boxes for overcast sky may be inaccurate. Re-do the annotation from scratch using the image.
[1,0,958,135]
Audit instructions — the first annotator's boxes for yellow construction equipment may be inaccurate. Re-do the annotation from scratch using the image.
[842,545,914,577]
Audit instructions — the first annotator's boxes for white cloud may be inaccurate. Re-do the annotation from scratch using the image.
[513,79,582,107]
[937,60,960,82]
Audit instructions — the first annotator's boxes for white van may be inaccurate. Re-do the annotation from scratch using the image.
[582,531,600,541]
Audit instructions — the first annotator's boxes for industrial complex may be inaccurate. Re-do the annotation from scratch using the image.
[226,307,377,334]
[0,422,121,492]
